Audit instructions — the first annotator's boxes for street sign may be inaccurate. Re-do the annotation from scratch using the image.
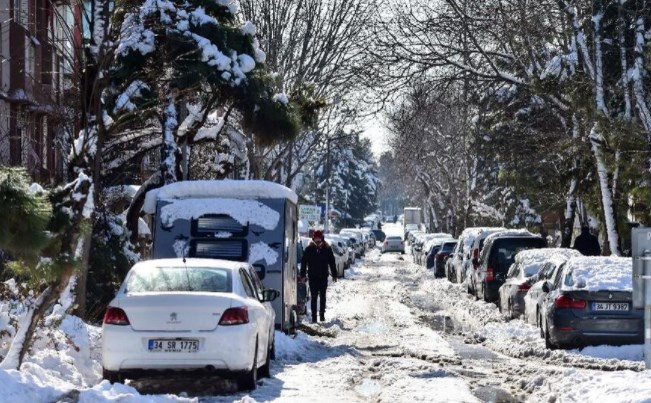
[299,205,321,222]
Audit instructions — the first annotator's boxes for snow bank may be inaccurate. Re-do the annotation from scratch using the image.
[562,256,632,292]
[159,198,280,230]
[144,180,298,214]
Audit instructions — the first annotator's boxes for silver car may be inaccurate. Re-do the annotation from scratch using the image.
[382,236,405,254]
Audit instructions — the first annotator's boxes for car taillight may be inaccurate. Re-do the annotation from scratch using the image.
[554,295,586,309]
[103,307,130,326]
[436,252,449,261]
[384,241,388,245]
[219,307,249,326]
[486,267,494,282]
[518,283,531,291]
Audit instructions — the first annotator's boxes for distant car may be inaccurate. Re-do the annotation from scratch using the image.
[340,230,365,257]
[372,229,386,242]
[540,256,642,349]
[422,237,455,268]
[102,259,279,390]
[382,236,405,254]
[445,227,504,285]
[473,231,546,303]
[498,248,579,319]
[523,250,582,326]
[433,241,458,277]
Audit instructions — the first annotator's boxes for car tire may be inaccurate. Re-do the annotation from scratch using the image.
[238,340,258,391]
[545,324,557,350]
[259,341,272,378]
[102,368,122,384]
[270,335,276,360]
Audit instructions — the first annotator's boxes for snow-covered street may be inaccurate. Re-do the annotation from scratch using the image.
[6,225,651,402]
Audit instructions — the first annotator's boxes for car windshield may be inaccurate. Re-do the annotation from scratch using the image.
[126,266,233,293]
[442,242,456,252]
[489,238,546,272]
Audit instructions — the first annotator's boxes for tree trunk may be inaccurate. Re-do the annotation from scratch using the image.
[590,123,621,255]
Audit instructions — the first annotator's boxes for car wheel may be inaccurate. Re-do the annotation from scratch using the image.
[238,340,259,390]
[545,324,557,350]
[102,368,122,384]
[259,341,271,378]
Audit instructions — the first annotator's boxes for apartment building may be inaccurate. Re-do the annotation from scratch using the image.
[0,0,81,183]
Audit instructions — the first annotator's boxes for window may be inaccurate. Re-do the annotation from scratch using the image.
[126,266,232,293]
[192,214,247,237]
[248,267,265,298]
[190,239,247,261]
[14,0,28,27]
[552,264,566,290]
[41,116,48,169]
[24,41,35,78]
[240,269,256,299]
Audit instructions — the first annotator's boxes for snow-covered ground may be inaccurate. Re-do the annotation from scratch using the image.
[2,223,651,402]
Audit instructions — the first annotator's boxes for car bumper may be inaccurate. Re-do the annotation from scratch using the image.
[483,282,501,302]
[102,323,256,372]
[549,312,643,346]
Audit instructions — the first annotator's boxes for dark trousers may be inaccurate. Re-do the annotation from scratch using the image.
[309,281,327,315]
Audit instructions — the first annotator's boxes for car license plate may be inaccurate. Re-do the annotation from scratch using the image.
[592,302,629,311]
[148,339,199,353]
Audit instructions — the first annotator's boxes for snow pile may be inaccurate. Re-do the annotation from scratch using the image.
[144,180,298,214]
[562,256,633,291]
[159,198,280,230]
[514,248,581,278]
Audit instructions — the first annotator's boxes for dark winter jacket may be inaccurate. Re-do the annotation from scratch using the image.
[573,231,601,256]
[300,241,337,284]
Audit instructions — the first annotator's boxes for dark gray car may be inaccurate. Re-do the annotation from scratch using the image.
[540,256,642,349]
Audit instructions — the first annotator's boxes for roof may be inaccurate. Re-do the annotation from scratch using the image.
[132,258,250,271]
[484,229,539,244]
[144,180,298,214]
[562,256,633,292]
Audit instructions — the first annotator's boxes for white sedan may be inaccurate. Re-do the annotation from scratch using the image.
[102,258,278,390]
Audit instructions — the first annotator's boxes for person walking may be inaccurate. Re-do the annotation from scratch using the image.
[573,226,601,256]
[300,230,337,323]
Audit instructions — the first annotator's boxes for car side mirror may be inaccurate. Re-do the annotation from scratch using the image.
[261,289,280,302]
[542,282,550,293]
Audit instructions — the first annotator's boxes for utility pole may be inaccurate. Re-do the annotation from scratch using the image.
[323,131,356,233]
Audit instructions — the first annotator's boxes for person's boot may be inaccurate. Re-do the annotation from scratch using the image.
[319,312,325,322]
[312,313,318,323]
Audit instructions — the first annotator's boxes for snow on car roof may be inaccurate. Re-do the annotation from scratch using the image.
[459,227,506,252]
[133,258,249,271]
[484,229,538,244]
[515,248,581,277]
[424,237,457,249]
[158,198,280,230]
[562,256,633,292]
[144,180,298,214]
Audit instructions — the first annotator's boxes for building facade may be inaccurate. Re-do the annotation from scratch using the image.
[0,0,81,183]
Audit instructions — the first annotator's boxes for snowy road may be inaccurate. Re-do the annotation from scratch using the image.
[5,232,651,402]
[222,239,651,403]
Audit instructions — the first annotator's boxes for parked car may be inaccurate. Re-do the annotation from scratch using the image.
[340,230,365,257]
[432,241,458,277]
[382,236,405,254]
[473,230,546,303]
[102,258,279,390]
[498,248,579,319]
[372,229,386,243]
[325,235,348,277]
[445,227,504,285]
[421,237,455,267]
[523,250,582,326]
[539,256,642,349]
[462,228,506,290]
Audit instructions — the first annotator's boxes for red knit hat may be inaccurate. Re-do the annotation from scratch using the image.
[312,230,324,240]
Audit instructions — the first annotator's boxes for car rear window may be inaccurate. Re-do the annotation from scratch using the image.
[127,267,233,293]
[387,236,402,241]
[442,242,456,252]
[489,238,546,272]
